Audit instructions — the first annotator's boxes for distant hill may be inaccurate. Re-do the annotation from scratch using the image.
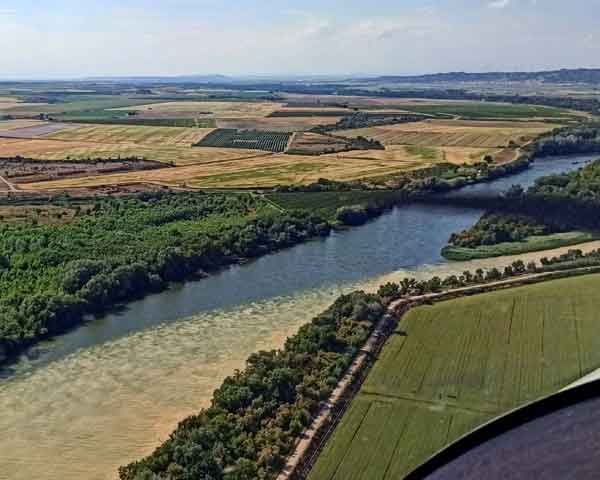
[84,74,232,84]
[373,68,600,84]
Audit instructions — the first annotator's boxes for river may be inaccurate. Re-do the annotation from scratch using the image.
[0,154,596,480]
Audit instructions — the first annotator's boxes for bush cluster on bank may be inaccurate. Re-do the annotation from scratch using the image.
[447,213,557,248]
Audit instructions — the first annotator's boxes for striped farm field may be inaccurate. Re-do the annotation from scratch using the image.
[336,119,556,148]
[45,124,214,147]
[0,119,46,131]
[0,137,263,166]
[111,100,283,118]
[18,149,428,190]
[18,143,490,190]
[310,274,600,480]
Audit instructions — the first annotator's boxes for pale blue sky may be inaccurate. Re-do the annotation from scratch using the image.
[1,0,599,78]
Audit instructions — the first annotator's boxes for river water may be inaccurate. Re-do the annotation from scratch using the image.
[0,154,596,480]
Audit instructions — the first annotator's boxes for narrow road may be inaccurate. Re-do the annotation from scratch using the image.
[0,174,18,192]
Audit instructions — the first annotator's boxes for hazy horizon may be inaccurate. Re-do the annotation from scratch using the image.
[1,0,599,79]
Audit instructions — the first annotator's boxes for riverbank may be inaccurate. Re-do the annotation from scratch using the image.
[441,231,598,261]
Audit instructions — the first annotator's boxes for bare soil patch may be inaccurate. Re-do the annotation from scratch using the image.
[286,133,356,155]
[0,122,82,139]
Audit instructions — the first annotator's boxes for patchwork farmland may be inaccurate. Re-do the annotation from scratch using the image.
[310,274,600,480]
[0,100,566,191]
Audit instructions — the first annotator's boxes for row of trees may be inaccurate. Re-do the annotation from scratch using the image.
[0,192,332,364]
[310,112,426,134]
[119,291,386,480]
[377,248,600,303]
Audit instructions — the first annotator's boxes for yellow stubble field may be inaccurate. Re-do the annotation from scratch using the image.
[336,119,557,148]
[19,144,495,190]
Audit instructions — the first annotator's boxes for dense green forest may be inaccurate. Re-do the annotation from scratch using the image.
[532,124,600,157]
[516,158,600,230]
[447,213,556,248]
[120,290,386,480]
[0,193,331,363]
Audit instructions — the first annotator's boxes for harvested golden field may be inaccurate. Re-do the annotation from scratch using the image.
[0,97,20,108]
[216,116,341,132]
[112,101,283,118]
[0,97,53,112]
[391,119,555,131]
[0,138,95,157]
[0,119,46,131]
[20,144,475,190]
[337,119,556,148]
[0,137,270,166]
[275,106,352,113]
[45,124,213,147]
[340,144,500,165]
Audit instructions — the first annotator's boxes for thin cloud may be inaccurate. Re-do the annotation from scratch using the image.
[489,0,511,8]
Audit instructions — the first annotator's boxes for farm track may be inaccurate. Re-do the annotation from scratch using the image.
[0,174,18,192]
[280,265,600,480]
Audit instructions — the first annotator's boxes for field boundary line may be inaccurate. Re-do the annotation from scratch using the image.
[571,298,583,378]
[358,391,498,416]
[0,174,18,192]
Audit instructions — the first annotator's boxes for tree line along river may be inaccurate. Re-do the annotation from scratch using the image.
[0,154,596,480]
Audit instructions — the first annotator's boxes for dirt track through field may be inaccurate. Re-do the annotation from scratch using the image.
[0,174,18,192]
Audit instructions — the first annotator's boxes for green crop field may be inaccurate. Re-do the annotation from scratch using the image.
[267,191,403,219]
[58,115,215,128]
[397,102,579,121]
[310,274,600,480]
[1,95,154,115]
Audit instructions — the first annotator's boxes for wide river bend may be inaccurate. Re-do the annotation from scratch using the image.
[0,155,596,480]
